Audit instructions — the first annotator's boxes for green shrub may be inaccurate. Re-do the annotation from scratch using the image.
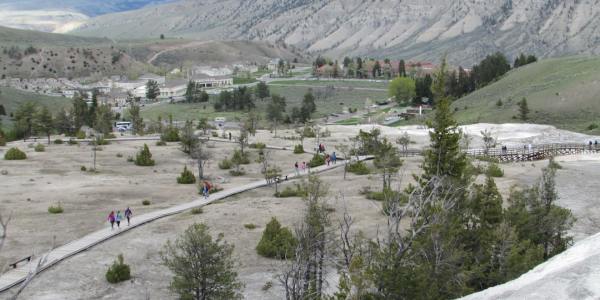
[4,148,27,160]
[156,140,166,146]
[293,144,304,154]
[587,123,599,131]
[475,155,500,163]
[68,139,78,145]
[105,254,131,284]
[161,127,180,142]
[302,126,315,138]
[262,281,273,291]
[256,217,297,259]
[250,143,266,150]
[48,203,63,214]
[53,139,64,144]
[218,158,232,169]
[116,153,123,158]
[229,169,245,176]
[308,154,325,168]
[244,223,257,229]
[549,157,562,169]
[142,200,151,206]
[486,163,504,177]
[80,166,87,171]
[360,187,400,202]
[211,131,219,137]
[191,207,203,214]
[93,137,110,145]
[177,166,196,184]
[382,193,409,216]
[274,184,306,198]
[135,144,155,166]
[347,161,370,175]
[34,144,45,152]
[105,133,116,139]
[76,131,86,139]
[126,156,134,162]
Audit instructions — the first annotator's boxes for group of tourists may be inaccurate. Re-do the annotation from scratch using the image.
[107,207,133,229]
[325,152,337,166]
[294,161,309,175]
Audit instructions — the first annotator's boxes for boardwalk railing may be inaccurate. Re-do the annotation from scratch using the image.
[465,143,600,162]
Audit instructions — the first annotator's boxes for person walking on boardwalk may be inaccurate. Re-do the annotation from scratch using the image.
[108,211,115,229]
[331,152,337,164]
[325,154,331,166]
[294,162,299,176]
[203,181,211,199]
[115,211,123,229]
[124,207,133,226]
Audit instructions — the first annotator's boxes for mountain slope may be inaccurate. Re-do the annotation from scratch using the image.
[461,231,600,300]
[69,0,600,65]
[451,56,600,133]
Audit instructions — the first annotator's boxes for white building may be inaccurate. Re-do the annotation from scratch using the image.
[193,66,233,77]
[191,74,233,88]
[159,80,188,98]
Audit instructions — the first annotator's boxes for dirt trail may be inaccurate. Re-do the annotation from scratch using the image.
[147,40,214,64]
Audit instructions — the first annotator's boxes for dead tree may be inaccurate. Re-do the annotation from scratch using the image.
[191,141,211,180]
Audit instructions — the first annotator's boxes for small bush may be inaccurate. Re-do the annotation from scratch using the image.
[293,144,304,154]
[34,144,45,152]
[274,184,306,198]
[347,161,370,175]
[54,139,64,144]
[262,281,273,291]
[218,158,232,169]
[105,254,131,284]
[177,166,196,184]
[256,217,297,259]
[4,148,27,160]
[244,223,257,229]
[126,156,134,162]
[475,155,500,163]
[486,163,504,177]
[161,127,180,142]
[211,131,219,137]
[587,123,599,131]
[68,139,78,145]
[229,169,246,176]
[76,131,86,139]
[93,137,110,145]
[105,133,116,139]
[308,154,325,168]
[116,153,123,158]
[250,143,266,150]
[80,166,87,171]
[135,144,155,166]
[549,157,562,169]
[142,200,151,206]
[191,207,203,214]
[48,203,63,214]
[156,140,166,146]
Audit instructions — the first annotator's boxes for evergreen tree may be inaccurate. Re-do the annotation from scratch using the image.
[94,104,114,134]
[266,94,286,131]
[0,104,6,116]
[185,80,197,103]
[146,80,160,100]
[135,144,155,166]
[129,103,144,135]
[54,109,73,135]
[13,101,37,139]
[399,59,406,77]
[423,57,467,181]
[87,89,99,127]
[518,97,530,121]
[299,91,316,122]
[72,93,88,132]
[161,223,243,300]
[255,81,270,100]
[33,105,54,144]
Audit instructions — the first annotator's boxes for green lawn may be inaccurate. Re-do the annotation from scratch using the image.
[0,87,71,125]
[233,77,258,85]
[335,117,363,125]
[140,102,244,122]
[269,79,389,90]
[452,56,600,134]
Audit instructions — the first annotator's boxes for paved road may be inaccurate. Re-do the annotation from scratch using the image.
[0,141,371,294]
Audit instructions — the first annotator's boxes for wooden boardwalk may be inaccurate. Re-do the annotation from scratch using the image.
[466,143,600,162]
[0,151,371,294]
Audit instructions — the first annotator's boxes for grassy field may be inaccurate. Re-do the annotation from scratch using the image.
[0,87,71,125]
[269,79,390,90]
[140,84,389,123]
[452,56,600,134]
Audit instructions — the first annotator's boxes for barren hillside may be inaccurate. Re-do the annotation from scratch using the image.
[69,0,600,65]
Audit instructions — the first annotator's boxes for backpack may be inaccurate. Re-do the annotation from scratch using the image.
[205,182,212,191]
